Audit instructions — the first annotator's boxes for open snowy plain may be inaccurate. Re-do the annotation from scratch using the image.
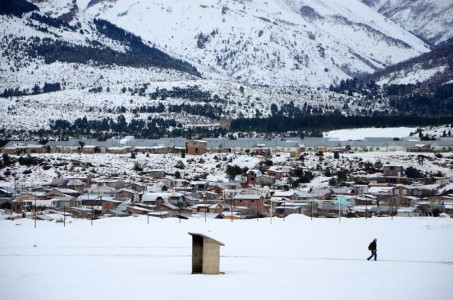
[1,215,452,300]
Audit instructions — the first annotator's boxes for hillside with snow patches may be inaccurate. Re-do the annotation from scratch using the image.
[362,0,453,46]
[358,0,453,86]
[1,78,391,134]
[79,0,429,86]
[365,41,453,86]
[0,0,449,136]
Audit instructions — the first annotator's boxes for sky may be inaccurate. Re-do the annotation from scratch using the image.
[0,214,452,300]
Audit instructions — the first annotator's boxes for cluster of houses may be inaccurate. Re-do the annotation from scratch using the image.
[1,162,452,221]
[1,135,452,221]
[2,136,453,156]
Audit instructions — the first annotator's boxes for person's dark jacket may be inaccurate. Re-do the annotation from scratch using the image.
[368,240,377,251]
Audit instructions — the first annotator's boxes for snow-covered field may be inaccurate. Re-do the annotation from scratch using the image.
[0,215,452,300]
[323,127,417,140]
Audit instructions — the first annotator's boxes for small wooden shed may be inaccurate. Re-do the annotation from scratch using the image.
[188,232,225,275]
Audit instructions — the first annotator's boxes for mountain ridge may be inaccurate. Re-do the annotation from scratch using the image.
[26,0,431,87]
[0,0,451,139]
[361,0,453,46]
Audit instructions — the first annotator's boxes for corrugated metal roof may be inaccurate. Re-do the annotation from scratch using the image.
[12,136,447,150]
[233,194,263,200]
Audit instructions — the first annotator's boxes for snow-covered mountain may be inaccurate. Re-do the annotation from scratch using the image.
[367,42,453,86]
[20,0,430,88]
[0,0,449,137]
[362,0,453,46]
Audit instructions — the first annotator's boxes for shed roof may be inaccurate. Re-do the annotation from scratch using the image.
[188,232,225,246]
[233,194,263,200]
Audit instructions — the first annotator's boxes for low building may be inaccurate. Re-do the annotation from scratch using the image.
[86,185,116,196]
[191,203,223,215]
[48,196,75,210]
[126,205,151,215]
[16,192,47,208]
[251,144,271,156]
[153,202,180,217]
[255,175,275,186]
[246,169,262,185]
[190,181,209,191]
[266,168,285,180]
[142,192,169,205]
[71,207,93,219]
[0,187,14,206]
[431,139,453,153]
[101,199,123,212]
[396,207,421,217]
[66,179,86,191]
[127,182,148,193]
[379,165,410,184]
[2,141,47,154]
[272,191,299,201]
[116,188,137,201]
[186,140,207,155]
[232,194,264,212]
[383,165,403,177]
[107,146,131,154]
[93,178,125,190]
[317,203,349,217]
[406,144,432,152]
[46,188,81,198]
[392,185,411,197]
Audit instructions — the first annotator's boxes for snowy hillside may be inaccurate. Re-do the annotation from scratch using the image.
[0,6,393,137]
[1,0,450,137]
[80,0,429,87]
[0,2,201,96]
[3,0,419,135]
[362,0,453,46]
[1,77,392,134]
[366,42,453,86]
[22,0,429,88]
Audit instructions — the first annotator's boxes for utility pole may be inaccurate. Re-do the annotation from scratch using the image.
[365,195,368,220]
[311,202,313,221]
[283,200,286,221]
[270,200,273,225]
[390,197,395,220]
[204,201,207,223]
[256,197,259,222]
[230,196,233,222]
[13,176,16,215]
[34,192,37,228]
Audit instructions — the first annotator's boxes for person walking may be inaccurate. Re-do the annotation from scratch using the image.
[367,238,377,261]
